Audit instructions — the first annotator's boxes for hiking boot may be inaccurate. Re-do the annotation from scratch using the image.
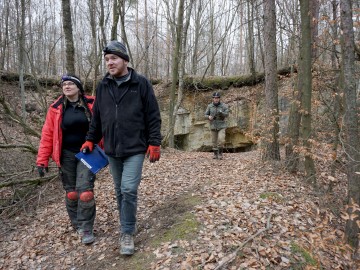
[80,230,95,245]
[77,228,83,236]
[218,148,223,160]
[120,233,134,255]
[213,149,219,159]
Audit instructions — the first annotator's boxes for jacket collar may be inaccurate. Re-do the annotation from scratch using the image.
[52,95,94,109]
[103,67,139,85]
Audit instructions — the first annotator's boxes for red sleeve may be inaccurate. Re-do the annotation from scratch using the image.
[36,107,56,167]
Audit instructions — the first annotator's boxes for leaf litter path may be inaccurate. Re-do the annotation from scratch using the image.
[0,149,357,269]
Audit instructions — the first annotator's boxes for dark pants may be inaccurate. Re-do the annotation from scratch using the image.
[60,149,96,232]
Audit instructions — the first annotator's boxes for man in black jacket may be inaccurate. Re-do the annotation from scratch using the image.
[81,40,162,255]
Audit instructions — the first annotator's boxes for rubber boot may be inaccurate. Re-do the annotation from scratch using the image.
[213,149,219,159]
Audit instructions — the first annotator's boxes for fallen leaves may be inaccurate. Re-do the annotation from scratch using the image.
[0,149,357,269]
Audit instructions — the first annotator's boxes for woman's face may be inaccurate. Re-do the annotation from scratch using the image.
[62,81,79,100]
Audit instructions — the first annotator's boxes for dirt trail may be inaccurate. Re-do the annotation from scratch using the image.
[0,149,357,269]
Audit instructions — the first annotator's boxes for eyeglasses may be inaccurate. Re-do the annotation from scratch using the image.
[62,81,76,86]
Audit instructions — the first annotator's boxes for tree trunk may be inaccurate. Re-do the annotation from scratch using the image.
[119,0,132,62]
[16,0,26,120]
[256,6,265,71]
[173,1,194,144]
[340,0,360,253]
[262,0,280,161]
[310,0,320,60]
[88,0,99,94]
[144,0,149,78]
[99,0,107,48]
[247,0,256,80]
[0,2,10,70]
[330,0,341,177]
[299,0,316,186]
[166,0,185,148]
[209,0,215,76]
[285,1,302,173]
[191,0,202,75]
[111,0,119,40]
[285,89,301,172]
[61,0,75,74]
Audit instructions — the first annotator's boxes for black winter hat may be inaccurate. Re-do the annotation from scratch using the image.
[103,40,130,62]
[61,74,84,93]
[212,92,221,98]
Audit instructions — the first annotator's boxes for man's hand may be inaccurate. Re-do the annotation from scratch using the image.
[80,141,94,153]
[37,165,48,177]
[146,145,161,163]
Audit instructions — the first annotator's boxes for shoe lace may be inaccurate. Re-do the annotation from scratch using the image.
[122,234,132,245]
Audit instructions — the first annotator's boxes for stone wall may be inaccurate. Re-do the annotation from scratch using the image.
[158,89,255,152]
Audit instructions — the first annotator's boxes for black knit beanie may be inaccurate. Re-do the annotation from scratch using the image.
[61,74,84,94]
[103,40,130,62]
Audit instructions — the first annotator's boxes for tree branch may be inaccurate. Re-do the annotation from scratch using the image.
[214,213,273,270]
[0,174,57,189]
[0,95,41,138]
[0,143,37,154]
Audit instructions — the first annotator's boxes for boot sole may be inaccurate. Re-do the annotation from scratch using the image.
[120,248,134,255]
[82,238,95,244]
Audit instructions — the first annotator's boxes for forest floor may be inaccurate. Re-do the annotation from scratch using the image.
[0,148,359,270]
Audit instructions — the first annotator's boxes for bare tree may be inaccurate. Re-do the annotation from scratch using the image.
[247,0,256,79]
[111,0,120,40]
[191,0,204,75]
[262,0,280,160]
[143,0,150,78]
[299,0,316,185]
[88,0,100,93]
[285,1,301,173]
[15,0,26,119]
[163,0,186,147]
[98,0,107,48]
[61,0,75,74]
[310,0,320,60]
[173,1,195,143]
[340,0,360,253]
[209,0,215,76]
[327,0,342,177]
[0,2,10,70]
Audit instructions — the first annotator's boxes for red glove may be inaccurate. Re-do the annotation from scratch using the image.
[80,141,94,153]
[146,145,160,163]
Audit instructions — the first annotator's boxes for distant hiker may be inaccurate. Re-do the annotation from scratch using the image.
[205,92,229,159]
[80,40,162,255]
[36,74,98,245]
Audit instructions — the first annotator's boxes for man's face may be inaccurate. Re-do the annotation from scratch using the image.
[104,54,128,77]
[213,97,220,104]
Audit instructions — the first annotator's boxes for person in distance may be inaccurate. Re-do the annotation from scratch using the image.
[205,91,229,159]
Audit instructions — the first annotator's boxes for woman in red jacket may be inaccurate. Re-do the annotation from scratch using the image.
[36,74,97,245]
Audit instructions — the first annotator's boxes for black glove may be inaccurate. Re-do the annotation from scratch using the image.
[37,165,49,177]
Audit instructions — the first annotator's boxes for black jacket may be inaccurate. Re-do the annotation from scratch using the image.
[86,68,162,157]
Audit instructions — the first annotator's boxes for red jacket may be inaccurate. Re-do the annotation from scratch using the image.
[36,95,96,167]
